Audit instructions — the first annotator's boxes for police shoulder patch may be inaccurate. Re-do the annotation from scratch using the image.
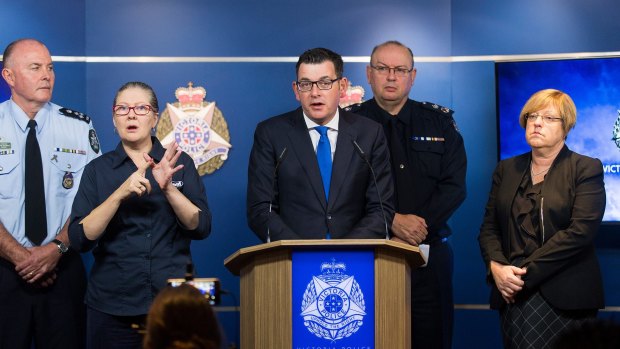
[421,101,460,132]
[421,101,454,116]
[88,129,100,154]
[59,108,91,124]
[343,102,362,113]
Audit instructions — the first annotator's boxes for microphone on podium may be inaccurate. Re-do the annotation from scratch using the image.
[266,147,288,243]
[352,140,390,240]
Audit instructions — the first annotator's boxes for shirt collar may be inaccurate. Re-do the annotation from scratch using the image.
[9,99,51,134]
[303,109,340,131]
[111,136,166,169]
[370,98,413,126]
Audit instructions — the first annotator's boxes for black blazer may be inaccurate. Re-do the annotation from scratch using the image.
[247,107,394,241]
[478,145,605,310]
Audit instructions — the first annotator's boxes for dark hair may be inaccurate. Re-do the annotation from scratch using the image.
[296,47,344,78]
[143,285,222,349]
[113,81,159,112]
[370,40,415,67]
[2,38,48,68]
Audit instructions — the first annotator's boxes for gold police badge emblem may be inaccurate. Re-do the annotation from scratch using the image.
[156,83,232,176]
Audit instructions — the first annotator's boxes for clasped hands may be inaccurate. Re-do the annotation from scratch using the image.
[15,244,59,287]
[490,260,527,304]
[390,213,428,246]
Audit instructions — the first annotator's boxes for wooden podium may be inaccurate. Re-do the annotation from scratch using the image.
[224,239,425,348]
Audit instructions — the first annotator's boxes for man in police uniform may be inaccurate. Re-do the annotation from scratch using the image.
[0,38,100,348]
[349,41,467,349]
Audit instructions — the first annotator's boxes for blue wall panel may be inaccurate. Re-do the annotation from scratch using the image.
[84,0,451,56]
[0,1,85,55]
[452,0,620,55]
[454,309,502,348]
[450,61,498,304]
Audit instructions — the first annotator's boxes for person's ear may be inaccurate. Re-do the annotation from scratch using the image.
[339,77,349,98]
[2,68,15,87]
[292,81,301,102]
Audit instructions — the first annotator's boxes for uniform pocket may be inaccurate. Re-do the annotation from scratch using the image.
[49,150,87,196]
[0,151,20,199]
[410,141,445,179]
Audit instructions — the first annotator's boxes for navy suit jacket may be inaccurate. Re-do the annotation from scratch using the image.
[247,107,394,241]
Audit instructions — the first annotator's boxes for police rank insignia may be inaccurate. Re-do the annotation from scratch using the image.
[300,259,366,341]
[422,101,460,132]
[156,83,231,176]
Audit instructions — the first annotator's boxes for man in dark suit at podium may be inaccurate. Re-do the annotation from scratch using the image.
[247,47,394,242]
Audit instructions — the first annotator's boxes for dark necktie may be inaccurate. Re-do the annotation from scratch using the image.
[25,120,47,245]
[389,117,406,156]
[388,116,416,212]
[315,126,332,201]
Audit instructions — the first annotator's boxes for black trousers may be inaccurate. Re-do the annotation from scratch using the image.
[0,251,86,349]
[411,240,454,349]
[86,307,145,349]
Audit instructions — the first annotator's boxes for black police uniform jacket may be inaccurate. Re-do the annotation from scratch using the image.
[350,98,467,242]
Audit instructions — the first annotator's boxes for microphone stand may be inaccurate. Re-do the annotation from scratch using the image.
[352,140,390,240]
[266,147,287,243]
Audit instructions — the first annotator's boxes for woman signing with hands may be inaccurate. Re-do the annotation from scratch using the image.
[68,81,212,349]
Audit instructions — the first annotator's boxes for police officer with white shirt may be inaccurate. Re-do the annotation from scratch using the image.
[0,38,100,349]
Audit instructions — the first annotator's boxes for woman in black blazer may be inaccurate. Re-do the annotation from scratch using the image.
[478,89,606,349]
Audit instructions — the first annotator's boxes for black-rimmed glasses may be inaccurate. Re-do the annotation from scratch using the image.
[295,78,341,92]
[370,64,413,77]
[113,105,155,116]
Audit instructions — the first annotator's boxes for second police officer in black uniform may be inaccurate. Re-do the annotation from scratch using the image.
[348,40,467,349]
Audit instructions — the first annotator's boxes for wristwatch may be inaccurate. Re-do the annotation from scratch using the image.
[52,239,69,254]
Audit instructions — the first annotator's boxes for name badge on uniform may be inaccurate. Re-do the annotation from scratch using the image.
[62,172,74,189]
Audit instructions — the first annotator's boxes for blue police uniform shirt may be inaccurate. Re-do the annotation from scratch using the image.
[0,99,101,246]
[68,137,212,316]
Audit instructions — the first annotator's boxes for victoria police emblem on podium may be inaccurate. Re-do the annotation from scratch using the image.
[292,250,374,347]
[156,82,232,176]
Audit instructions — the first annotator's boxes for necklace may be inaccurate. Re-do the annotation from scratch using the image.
[530,162,550,176]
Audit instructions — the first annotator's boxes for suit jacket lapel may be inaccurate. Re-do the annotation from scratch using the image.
[501,153,531,217]
[287,108,328,209]
[329,110,357,209]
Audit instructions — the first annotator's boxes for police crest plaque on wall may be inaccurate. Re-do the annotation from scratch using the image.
[156,83,232,176]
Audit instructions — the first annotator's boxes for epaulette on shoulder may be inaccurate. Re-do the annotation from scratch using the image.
[421,101,454,117]
[421,102,461,132]
[59,107,91,124]
[343,102,363,113]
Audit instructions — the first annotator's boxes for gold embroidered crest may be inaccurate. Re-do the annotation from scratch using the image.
[156,83,232,176]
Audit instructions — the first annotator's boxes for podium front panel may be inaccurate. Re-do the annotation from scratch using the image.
[226,240,419,348]
[292,249,375,347]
